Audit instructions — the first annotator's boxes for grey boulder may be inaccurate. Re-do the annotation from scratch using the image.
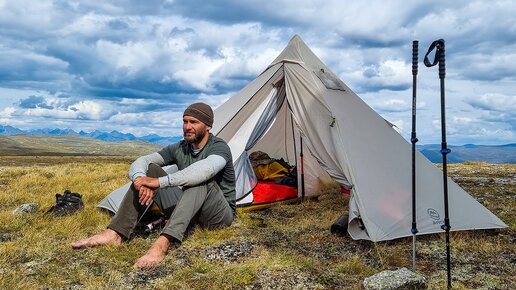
[12,203,39,215]
[363,267,426,290]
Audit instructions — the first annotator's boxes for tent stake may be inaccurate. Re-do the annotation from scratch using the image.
[300,136,305,199]
[424,39,452,290]
[411,40,419,272]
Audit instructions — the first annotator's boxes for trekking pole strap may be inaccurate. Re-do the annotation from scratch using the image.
[423,39,446,80]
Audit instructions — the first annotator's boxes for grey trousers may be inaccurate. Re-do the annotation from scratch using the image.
[108,164,234,242]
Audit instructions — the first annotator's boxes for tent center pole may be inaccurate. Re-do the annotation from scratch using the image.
[300,136,305,199]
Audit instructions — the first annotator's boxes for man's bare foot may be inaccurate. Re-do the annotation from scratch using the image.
[71,229,123,249]
[133,235,172,269]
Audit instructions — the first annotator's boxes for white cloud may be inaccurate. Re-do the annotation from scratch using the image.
[468,93,516,113]
[196,92,235,108]
[0,106,16,118]
[18,97,115,120]
[432,119,441,130]
[452,116,474,125]
[212,46,280,79]
[374,98,411,112]
[0,0,515,144]
[0,46,69,70]
[255,0,418,41]
[415,1,516,40]
[465,93,516,130]
[0,1,57,30]
[389,119,404,133]
[108,111,184,135]
[378,60,411,83]
[58,13,110,36]
[169,54,225,91]
[71,100,111,119]
[96,39,159,77]
[449,125,514,143]
[349,59,412,92]
[91,21,280,91]
[118,98,170,106]
[424,111,514,144]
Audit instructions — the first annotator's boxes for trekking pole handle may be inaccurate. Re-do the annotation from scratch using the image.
[438,40,446,79]
[412,40,418,76]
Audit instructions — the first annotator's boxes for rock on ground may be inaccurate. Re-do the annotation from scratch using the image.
[363,267,426,290]
[205,240,255,263]
[12,203,39,215]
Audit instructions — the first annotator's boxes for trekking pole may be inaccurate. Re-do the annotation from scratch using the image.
[410,40,419,272]
[424,39,452,289]
[136,187,161,226]
[136,200,154,225]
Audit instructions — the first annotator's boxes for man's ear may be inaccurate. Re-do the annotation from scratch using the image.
[207,126,212,131]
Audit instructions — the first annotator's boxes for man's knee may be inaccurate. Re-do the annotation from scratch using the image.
[147,163,167,178]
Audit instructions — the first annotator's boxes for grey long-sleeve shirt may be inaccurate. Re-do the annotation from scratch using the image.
[128,152,227,188]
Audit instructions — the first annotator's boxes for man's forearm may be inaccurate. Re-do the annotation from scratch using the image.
[158,154,226,188]
[128,152,166,181]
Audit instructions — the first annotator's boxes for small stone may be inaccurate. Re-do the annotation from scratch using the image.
[24,260,45,276]
[12,203,39,215]
[363,267,427,290]
[205,240,255,263]
[0,233,14,242]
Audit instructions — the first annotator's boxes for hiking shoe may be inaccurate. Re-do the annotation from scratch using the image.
[46,189,84,216]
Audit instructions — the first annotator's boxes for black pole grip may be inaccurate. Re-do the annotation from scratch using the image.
[438,40,446,79]
[412,40,419,76]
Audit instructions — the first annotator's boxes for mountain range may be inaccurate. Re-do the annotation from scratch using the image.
[1,125,514,163]
[0,125,181,146]
[417,143,516,164]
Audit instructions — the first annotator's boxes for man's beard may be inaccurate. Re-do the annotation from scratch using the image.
[184,129,206,143]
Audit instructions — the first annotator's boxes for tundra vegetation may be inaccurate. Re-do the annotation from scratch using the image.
[0,155,514,289]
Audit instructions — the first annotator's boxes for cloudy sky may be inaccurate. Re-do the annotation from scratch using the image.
[0,0,515,144]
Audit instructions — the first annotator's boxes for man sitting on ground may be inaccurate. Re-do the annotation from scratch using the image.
[71,102,236,269]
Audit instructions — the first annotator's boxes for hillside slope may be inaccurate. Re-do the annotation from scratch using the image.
[0,135,160,156]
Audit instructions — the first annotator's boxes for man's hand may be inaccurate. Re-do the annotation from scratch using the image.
[138,185,155,206]
[133,177,160,206]
[133,176,160,190]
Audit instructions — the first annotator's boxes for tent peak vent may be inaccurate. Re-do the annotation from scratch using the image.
[315,69,347,91]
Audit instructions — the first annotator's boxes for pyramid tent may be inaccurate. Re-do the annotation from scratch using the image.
[99,35,506,242]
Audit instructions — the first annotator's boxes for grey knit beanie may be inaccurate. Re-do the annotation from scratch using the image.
[183,102,214,127]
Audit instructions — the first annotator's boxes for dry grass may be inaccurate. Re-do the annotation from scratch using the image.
[0,157,514,289]
[0,135,160,157]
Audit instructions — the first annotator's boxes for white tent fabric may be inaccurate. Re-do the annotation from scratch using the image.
[211,35,506,241]
[98,35,506,242]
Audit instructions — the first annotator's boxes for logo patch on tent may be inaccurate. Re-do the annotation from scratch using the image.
[427,208,440,220]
